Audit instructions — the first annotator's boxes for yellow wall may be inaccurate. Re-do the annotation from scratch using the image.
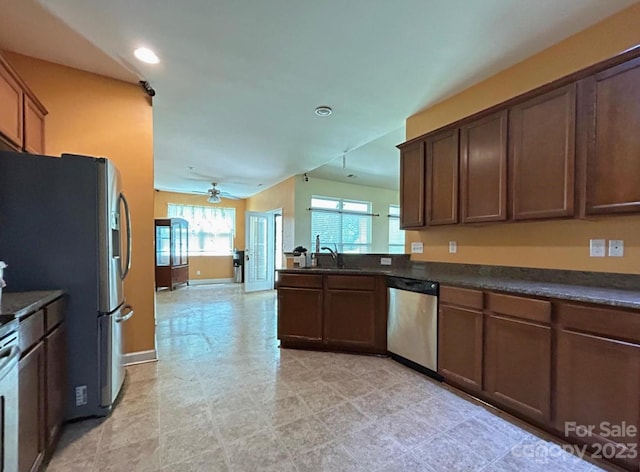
[154,190,246,279]
[405,3,640,274]
[4,52,156,352]
[246,177,296,251]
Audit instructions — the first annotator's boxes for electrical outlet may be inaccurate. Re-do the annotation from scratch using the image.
[608,240,624,257]
[449,241,457,254]
[411,242,423,254]
[196,270,201,275]
[380,257,392,266]
[589,239,606,257]
[75,385,88,406]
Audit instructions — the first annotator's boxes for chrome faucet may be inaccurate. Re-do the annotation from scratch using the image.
[321,244,344,268]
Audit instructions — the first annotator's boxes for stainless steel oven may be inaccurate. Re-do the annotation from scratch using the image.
[0,319,19,472]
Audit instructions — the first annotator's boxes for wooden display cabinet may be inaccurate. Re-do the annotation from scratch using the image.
[155,218,189,290]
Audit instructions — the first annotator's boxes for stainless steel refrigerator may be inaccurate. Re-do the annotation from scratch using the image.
[0,151,134,419]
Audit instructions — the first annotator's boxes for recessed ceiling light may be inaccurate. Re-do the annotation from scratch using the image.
[314,106,332,116]
[134,47,160,64]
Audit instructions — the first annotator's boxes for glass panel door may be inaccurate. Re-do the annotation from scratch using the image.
[245,211,274,292]
[156,225,170,266]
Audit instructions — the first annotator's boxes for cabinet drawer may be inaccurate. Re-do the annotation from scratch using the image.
[439,286,483,310]
[326,275,375,291]
[557,302,640,343]
[278,273,323,289]
[486,292,550,324]
[45,297,64,332]
[19,309,45,354]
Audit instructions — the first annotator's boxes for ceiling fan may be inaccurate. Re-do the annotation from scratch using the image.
[205,182,239,203]
[186,168,241,203]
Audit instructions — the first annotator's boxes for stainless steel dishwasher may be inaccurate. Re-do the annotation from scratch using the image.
[0,318,20,472]
[387,277,441,380]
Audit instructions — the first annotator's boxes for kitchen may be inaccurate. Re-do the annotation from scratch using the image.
[0,1,640,471]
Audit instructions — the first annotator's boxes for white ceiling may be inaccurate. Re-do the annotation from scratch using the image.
[0,0,635,197]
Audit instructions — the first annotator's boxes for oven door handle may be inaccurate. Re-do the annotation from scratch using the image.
[0,346,20,380]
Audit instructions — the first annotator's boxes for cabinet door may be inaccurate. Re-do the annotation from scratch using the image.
[171,222,181,266]
[426,129,459,225]
[324,289,376,350]
[277,287,323,344]
[19,342,46,472]
[46,324,66,450]
[510,84,576,220]
[399,141,425,228]
[460,110,508,223]
[484,314,551,423]
[580,57,640,215]
[556,329,640,471]
[438,304,483,391]
[0,62,23,148]
[23,95,45,154]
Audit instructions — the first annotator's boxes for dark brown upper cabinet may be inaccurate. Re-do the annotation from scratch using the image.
[579,56,640,215]
[399,140,426,229]
[460,110,508,223]
[509,84,576,220]
[426,129,459,225]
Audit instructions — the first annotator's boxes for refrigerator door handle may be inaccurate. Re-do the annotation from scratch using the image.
[119,193,132,280]
[115,304,134,323]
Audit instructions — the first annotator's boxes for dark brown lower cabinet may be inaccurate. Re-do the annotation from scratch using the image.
[484,314,551,423]
[46,324,67,449]
[277,287,323,344]
[438,304,483,391]
[277,273,386,354]
[17,297,67,472]
[439,288,640,471]
[556,302,640,471]
[18,341,46,472]
[325,289,376,350]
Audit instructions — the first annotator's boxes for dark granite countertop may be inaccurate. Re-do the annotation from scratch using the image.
[279,264,640,311]
[0,290,65,320]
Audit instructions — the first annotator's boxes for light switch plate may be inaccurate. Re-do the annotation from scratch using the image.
[449,241,457,254]
[380,257,392,266]
[608,240,624,257]
[589,239,606,257]
[411,242,424,254]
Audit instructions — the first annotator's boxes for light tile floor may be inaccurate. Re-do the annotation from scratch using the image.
[47,284,609,471]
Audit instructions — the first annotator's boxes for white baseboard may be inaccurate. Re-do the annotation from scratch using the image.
[190,278,235,285]
[123,349,158,366]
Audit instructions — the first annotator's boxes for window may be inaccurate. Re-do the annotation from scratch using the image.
[388,205,405,254]
[310,196,372,253]
[168,204,235,256]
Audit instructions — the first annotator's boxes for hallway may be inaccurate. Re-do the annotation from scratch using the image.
[47,284,603,471]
